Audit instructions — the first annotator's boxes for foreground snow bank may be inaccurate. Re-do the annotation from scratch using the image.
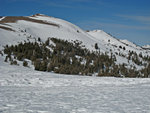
[0,57,150,112]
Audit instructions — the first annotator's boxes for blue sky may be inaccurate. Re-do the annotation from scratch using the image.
[0,0,150,46]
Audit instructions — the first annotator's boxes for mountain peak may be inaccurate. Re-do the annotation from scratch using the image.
[31,13,49,17]
[91,30,103,33]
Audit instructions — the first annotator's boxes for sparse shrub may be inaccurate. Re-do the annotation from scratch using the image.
[119,46,122,49]
[4,56,8,62]
[123,47,126,50]
[23,60,28,67]
[38,37,41,42]
[95,43,98,50]
[45,38,49,46]
[10,60,18,65]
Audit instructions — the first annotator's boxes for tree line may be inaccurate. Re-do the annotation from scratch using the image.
[3,37,150,77]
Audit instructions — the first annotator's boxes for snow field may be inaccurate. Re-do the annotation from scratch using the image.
[0,57,150,113]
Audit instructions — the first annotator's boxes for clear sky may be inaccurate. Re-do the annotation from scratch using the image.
[0,0,150,46]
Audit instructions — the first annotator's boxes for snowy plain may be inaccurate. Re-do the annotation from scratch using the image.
[0,57,150,113]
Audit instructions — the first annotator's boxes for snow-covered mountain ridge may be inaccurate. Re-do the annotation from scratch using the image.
[0,14,149,71]
[142,45,150,49]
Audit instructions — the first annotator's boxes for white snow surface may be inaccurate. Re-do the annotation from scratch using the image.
[1,56,150,113]
[142,45,150,49]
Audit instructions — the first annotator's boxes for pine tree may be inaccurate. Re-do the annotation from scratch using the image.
[45,38,49,46]
[23,61,28,67]
[38,37,41,42]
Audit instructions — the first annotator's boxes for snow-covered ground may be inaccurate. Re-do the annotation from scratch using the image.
[0,57,150,113]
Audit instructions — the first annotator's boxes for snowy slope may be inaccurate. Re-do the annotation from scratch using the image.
[142,45,150,49]
[0,14,96,51]
[0,56,150,112]
[87,30,147,54]
[0,14,150,69]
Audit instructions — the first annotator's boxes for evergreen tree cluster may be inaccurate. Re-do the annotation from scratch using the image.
[127,51,143,66]
[3,38,150,77]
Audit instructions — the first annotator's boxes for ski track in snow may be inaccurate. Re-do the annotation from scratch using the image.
[0,57,150,113]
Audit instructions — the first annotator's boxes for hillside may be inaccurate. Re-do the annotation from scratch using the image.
[0,14,150,77]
